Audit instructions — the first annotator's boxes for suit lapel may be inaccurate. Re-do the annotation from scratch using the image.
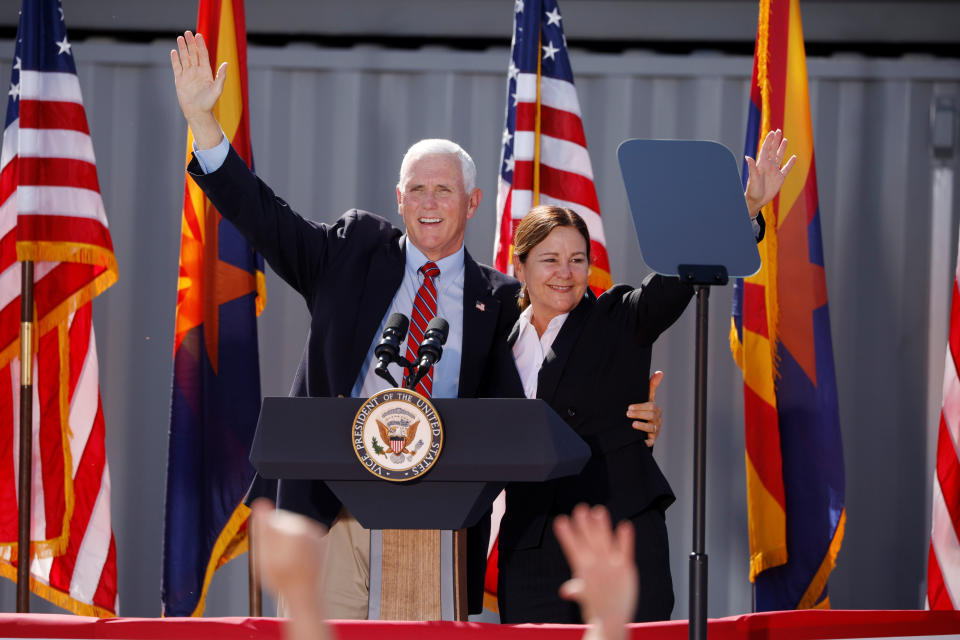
[458,251,501,398]
[536,291,596,404]
[506,321,521,347]
[347,235,405,383]
[496,320,528,399]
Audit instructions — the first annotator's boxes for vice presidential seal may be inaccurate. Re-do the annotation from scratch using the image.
[352,388,443,482]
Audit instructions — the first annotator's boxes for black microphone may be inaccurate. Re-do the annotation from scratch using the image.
[374,313,409,387]
[408,317,449,390]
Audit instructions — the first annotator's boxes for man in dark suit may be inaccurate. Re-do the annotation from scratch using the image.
[170,30,524,617]
[170,30,668,618]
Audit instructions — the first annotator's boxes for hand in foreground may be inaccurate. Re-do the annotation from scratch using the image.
[626,370,663,447]
[744,128,797,216]
[169,31,226,149]
[554,504,637,640]
[251,499,333,640]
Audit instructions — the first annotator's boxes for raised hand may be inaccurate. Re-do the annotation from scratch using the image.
[744,128,797,217]
[626,370,664,447]
[250,499,331,640]
[554,504,637,640]
[169,31,226,149]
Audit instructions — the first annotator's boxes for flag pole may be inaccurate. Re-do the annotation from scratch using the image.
[16,260,35,613]
[248,518,262,616]
[532,20,542,206]
[690,284,709,640]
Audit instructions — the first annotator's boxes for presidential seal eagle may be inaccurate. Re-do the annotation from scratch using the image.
[377,418,420,456]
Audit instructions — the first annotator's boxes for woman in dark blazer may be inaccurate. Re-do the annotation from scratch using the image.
[481,205,691,623]
[485,129,793,624]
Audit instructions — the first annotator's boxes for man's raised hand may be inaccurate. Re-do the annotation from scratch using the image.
[170,31,226,149]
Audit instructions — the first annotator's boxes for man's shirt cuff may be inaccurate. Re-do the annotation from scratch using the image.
[192,135,230,174]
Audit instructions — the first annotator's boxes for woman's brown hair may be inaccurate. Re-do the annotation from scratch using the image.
[513,205,591,310]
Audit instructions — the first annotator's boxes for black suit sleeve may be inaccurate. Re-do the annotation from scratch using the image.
[187,145,349,302]
[624,208,765,343]
[754,211,765,241]
[615,208,762,344]
[626,274,695,345]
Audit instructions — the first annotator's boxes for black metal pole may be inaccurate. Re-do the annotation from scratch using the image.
[16,260,35,613]
[689,285,709,640]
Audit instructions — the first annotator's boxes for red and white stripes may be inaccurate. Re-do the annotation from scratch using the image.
[928,224,960,610]
[495,73,611,285]
[0,25,118,616]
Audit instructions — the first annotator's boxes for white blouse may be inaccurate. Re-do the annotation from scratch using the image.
[511,305,570,400]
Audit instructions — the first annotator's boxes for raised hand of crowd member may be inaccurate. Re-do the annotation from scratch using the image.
[554,504,638,640]
[744,128,797,217]
[626,371,664,448]
[170,31,228,149]
[251,499,333,640]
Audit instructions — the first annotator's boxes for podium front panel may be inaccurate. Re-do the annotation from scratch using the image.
[250,396,590,530]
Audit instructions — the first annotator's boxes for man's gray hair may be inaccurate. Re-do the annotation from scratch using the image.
[398,139,477,193]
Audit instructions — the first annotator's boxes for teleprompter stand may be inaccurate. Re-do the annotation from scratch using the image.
[250,396,589,621]
[618,139,761,640]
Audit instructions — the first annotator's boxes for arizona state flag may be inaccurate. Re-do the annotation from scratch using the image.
[730,0,845,611]
[162,0,265,616]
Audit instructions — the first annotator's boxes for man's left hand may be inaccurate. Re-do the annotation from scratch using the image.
[627,370,663,447]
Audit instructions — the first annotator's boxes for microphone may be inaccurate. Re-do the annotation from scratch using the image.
[408,317,449,391]
[374,313,409,387]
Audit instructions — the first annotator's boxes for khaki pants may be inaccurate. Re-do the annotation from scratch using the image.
[318,509,371,619]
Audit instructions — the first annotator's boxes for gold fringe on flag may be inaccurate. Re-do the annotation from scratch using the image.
[182,502,251,617]
[797,508,847,608]
[0,319,81,561]
[756,0,781,380]
[0,563,116,617]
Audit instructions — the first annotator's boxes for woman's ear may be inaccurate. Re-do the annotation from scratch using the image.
[512,255,523,281]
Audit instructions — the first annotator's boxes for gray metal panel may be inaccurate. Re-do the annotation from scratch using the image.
[368,529,382,619]
[0,38,956,619]
[2,2,960,45]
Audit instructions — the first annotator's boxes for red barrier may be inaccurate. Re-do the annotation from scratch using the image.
[0,610,958,640]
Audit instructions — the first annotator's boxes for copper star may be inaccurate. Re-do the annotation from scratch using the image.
[776,175,828,386]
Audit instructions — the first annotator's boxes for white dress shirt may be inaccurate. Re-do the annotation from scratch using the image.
[511,305,569,400]
[351,239,465,398]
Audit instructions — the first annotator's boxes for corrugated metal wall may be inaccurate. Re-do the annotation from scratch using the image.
[0,39,958,618]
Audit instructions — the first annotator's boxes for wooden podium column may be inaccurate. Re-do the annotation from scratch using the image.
[373,529,468,621]
[380,530,441,620]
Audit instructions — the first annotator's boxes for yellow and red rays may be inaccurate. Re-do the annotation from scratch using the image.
[174,192,255,374]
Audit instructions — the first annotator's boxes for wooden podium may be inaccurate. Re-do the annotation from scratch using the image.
[250,396,589,621]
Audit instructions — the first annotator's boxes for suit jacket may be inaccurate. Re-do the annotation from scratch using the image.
[480,275,693,552]
[188,146,520,612]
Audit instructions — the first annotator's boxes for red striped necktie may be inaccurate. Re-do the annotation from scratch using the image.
[405,261,441,397]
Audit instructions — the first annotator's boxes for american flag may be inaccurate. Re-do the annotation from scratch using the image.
[486,0,612,609]
[494,0,613,294]
[0,0,118,616]
[928,222,960,609]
